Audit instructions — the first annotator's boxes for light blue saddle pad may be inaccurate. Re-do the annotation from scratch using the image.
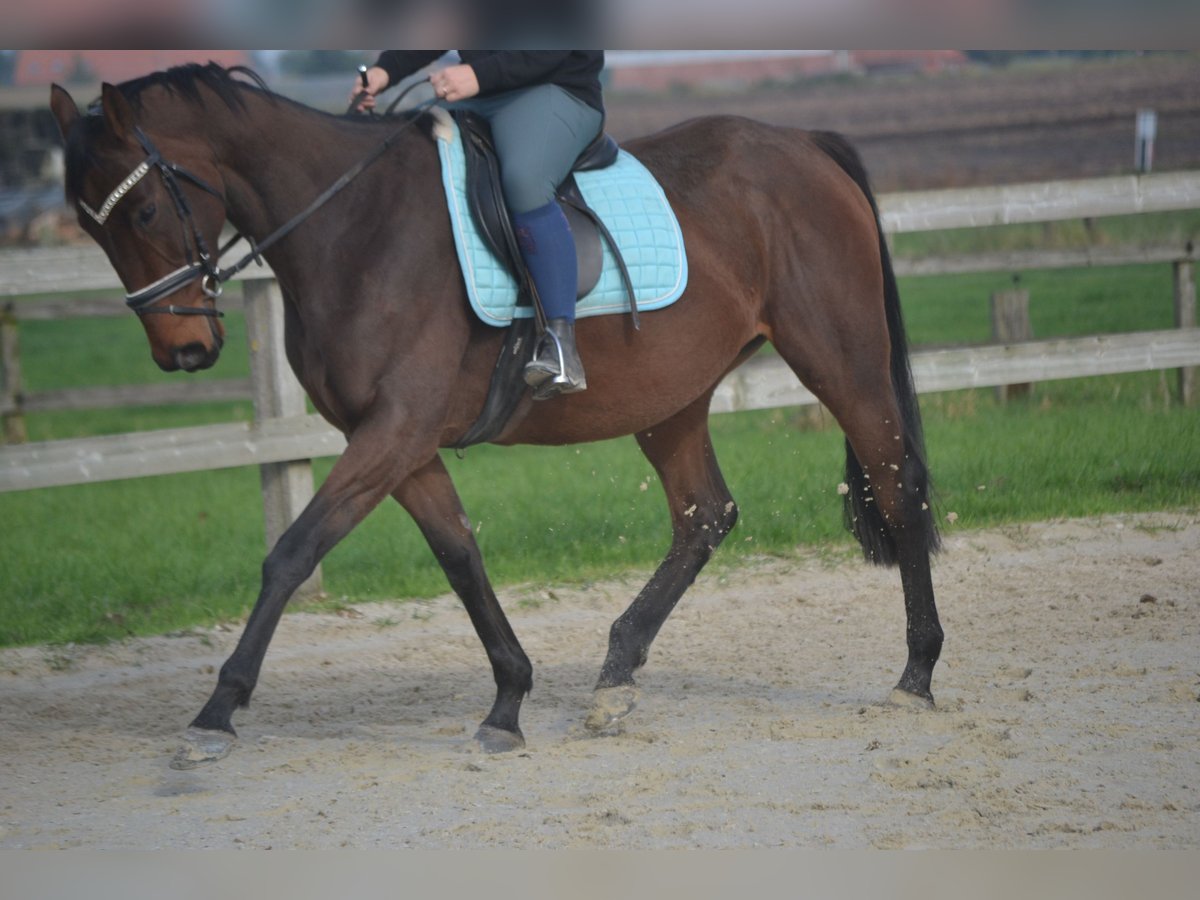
[433,113,688,327]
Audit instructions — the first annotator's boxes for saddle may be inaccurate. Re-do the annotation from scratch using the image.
[454,109,636,319]
[452,110,636,449]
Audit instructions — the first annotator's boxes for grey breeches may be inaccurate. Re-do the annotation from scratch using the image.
[449,83,604,214]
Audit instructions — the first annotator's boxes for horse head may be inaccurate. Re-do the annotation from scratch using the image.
[51,80,228,372]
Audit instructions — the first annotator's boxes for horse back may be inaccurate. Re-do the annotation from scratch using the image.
[622,115,879,270]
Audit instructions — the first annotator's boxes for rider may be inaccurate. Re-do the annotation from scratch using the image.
[352,51,606,397]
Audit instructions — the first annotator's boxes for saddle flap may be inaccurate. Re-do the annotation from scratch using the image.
[457,112,523,287]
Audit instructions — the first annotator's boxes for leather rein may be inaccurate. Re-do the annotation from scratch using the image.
[81,78,434,320]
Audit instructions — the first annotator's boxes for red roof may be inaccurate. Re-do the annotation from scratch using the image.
[851,50,968,73]
[14,50,249,87]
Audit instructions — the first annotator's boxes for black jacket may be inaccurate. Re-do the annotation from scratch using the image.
[374,51,605,113]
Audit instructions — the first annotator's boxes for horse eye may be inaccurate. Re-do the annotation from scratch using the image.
[138,203,157,226]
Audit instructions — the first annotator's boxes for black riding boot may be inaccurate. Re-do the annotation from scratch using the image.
[523,318,587,398]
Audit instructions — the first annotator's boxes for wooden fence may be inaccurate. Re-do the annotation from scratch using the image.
[2,171,1199,592]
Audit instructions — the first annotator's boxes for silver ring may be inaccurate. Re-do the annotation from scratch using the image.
[202,274,223,299]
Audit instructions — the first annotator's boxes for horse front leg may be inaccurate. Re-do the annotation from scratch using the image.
[171,417,429,769]
[393,457,532,753]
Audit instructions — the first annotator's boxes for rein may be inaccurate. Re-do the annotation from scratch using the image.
[85,78,434,319]
[215,81,435,286]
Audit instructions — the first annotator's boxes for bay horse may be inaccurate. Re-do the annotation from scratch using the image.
[49,64,943,768]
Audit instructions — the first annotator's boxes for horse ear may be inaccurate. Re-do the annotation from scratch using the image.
[49,84,80,143]
[100,82,137,142]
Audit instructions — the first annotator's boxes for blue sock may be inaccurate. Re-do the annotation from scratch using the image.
[512,202,577,322]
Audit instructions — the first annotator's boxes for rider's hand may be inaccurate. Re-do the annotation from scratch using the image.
[430,64,480,102]
[349,66,391,112]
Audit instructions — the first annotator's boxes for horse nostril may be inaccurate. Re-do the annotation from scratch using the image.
[174,342,218,372]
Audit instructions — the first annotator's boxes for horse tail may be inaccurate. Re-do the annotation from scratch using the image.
[810,130,941,566]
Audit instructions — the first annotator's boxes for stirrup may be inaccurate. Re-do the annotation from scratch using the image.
[525,322,586,398]
[523,328,566,388]
[533,376,586,400]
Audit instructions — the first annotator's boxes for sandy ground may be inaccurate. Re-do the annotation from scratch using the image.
[1,513,1197,849]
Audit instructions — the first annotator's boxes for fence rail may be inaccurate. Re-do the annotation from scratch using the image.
[3,239,1194,419]
[877,170,1200,231]
[6,326,1194,494]
[3,239,1195,304]
[3,171,1198,592]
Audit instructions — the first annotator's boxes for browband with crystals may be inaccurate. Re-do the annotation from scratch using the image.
[78,160,152,225]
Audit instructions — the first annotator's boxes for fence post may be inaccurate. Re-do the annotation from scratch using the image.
[1175,258,1196,406]
[991,286,1033,402]
[242,279,323,598]
[1,303,28,444]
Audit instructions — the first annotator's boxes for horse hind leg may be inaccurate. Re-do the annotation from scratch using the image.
[846,415,943,707]
[769,288,943,706]
[799,358,943,705]
[587,397,738,733]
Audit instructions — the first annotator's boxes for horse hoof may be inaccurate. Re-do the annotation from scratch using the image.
[585,685,640,734]
[887,687,935,710]
[474,724,525,754]
[170,727,236,770]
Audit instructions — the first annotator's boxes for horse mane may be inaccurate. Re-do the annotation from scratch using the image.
[111,63,270,113]
[115,62,430,127]
[63,64,269,201]
[98,61,432,130]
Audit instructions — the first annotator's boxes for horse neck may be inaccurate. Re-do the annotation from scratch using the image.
[176,88,426,269]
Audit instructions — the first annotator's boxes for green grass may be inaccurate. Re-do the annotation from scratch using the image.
[2,240,1197,646]
[2,469,266,645]
[898,265,1181,347]
[892,210,1200,346]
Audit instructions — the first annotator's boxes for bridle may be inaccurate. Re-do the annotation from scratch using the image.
[79,78,435,322]
[81,125,228,319]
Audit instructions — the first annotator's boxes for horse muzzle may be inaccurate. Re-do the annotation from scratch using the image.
[156,340,221,373]
[177,341,222,372]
